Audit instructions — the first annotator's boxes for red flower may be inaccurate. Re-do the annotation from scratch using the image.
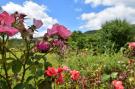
[56,73,64,84]
[128,42,135,49]
[47,24,72,39]
[116,85,124,89]
[33,19,43,29]
[0,11,18,36]
[112,80,124,89]
[57,67,64,73]
[70,70,80,81]
[36,41,50,53]
[45,67,57,77]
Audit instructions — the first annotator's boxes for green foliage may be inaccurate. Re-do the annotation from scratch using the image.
[69,30,99,50]
[99,19,134,53]
[12,60,22,74]
[0,80,8,89]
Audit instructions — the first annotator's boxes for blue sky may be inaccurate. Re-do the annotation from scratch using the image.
[0,0,106,32]
[1,0,135,37]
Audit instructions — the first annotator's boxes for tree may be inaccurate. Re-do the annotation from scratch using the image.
[99,19,134,52]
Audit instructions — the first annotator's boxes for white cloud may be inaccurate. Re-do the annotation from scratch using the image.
[2,1,58,37]
[84,0,135,7]
[80,0,135,30]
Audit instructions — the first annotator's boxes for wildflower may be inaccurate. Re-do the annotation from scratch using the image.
[36,40,50,53]
[112,80,124,89]
[0,11,18,36]
[70,70,80,81]
[45,67,57,77]
[33,19,43,29]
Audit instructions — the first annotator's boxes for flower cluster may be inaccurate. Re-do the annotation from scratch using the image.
[112,80,124,89]
[0,11,43,39]
[35,24,72,53]
[12,11,43,39]
[45,66,80,84]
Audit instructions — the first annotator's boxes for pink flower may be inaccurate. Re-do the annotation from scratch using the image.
[0,26,18,36]
[128,42,135,49]
[45,67,57,77]
[51,39,64,47]
[70,70,80,81]
[47,24,58,36]
[56,73,64,84]
[63,66,70,71]
[0,11,18,36]
[58,25,72,39]
[36,41,50,53]
[112,80,124,89]
[33,19,43,29]
[47,24,72,39]
[0,11,15,26]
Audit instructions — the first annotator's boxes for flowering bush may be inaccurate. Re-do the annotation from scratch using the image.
[45,66,80,83]
[0,11,80,89]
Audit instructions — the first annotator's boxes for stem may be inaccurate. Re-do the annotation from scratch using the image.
[21,39,30,83]
[5,47,20,60]
[0,74,6,80]
[21,65,26,83]
[1,35,11,89]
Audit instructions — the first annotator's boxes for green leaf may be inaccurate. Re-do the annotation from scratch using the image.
[29,66,36,74]
[13,83,25,89]
[12,60,22,74]
[102,74,110,82]
[26,76,34,83]
[38,80,52,89]
[25,84,36,89]
[6,57,16,61]
[0,79,8,89]
[26,59,32,65]
[0,59,3,64]
[36,69,44,77]
[111,72,118,79]
[44,62,52,70]
[34,54,44,60]
[37,63,43,69]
